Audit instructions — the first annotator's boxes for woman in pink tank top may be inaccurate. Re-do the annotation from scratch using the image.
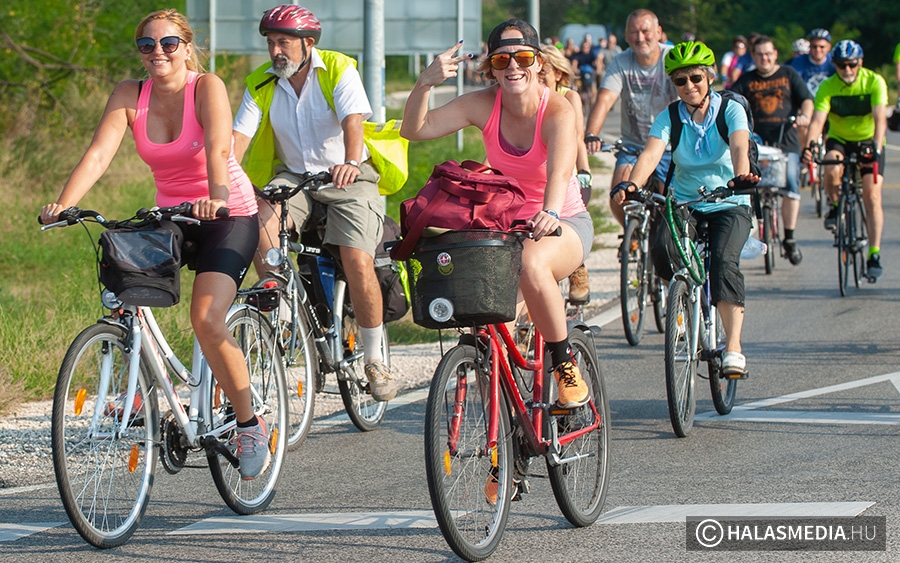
[401,19,594,408]
[40,10,271,480]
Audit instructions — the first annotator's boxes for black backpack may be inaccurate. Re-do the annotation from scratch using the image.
[664,90,761,188]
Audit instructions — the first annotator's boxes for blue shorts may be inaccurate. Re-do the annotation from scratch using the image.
[615,144,672,186]
[780,152,801,201]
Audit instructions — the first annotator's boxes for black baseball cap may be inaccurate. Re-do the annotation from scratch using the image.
[487,18,541,53]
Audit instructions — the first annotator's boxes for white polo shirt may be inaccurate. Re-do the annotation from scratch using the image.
[233,48,373,174]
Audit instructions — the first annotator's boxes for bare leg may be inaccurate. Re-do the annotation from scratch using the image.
[862,173,884,249]
[717,301,744,354]
[339,246,382,329]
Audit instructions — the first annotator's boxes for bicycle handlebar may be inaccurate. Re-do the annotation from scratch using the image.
[255,171,334,204]
[39,202,228,230]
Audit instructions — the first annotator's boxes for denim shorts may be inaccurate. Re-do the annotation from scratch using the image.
[616,143,673,185]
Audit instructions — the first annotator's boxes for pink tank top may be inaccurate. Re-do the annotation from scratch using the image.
[133,71,257,217]
[482,87,586,220]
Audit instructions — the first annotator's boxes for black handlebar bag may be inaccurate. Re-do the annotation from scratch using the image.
[98,220,182,307]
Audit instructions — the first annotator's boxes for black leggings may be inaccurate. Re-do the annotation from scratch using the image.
[176,215,259,286]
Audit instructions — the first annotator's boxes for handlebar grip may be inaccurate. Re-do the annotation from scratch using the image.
[216,207,230,219]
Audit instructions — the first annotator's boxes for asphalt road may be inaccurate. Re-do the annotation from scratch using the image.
[4,106,900,562]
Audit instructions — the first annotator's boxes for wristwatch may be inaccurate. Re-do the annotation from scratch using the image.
[345,159,360,168]
[543,209,559,219]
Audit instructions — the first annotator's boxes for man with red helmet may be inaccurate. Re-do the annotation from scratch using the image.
[234,4,398,401]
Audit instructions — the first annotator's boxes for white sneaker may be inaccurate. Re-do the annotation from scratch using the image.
[722,351,748,379]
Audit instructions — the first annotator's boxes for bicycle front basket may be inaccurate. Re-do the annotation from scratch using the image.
[99,222,182,307]
[407,230,522,329]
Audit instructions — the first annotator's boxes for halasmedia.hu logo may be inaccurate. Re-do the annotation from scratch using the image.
[686,516,886,551]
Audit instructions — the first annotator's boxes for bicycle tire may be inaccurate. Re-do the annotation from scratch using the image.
[546,328,610,527]
[707,309,737,415]
[665,280,697,437]
[335,281,388,431]
[855,196,869,284]
[620,218,647,346]
[652,271,667,334]
[279,273,315,451]
[836,195,851,297]
[52,322,159,548]
[814,165,825,218]
[424,343,512,562]
[209,307,288,514]
[763,204,776,275]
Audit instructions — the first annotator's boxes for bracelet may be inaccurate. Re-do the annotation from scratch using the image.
[543,209,559,219]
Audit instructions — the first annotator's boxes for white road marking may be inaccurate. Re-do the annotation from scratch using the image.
[696,372,900,424]
[169,510,437,535]
[0,523,64,542]
[313,388,430,427]
[596,502,874,524]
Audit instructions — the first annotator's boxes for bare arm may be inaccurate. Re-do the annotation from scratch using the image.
[873,104,887,152]
[611,136,666,205]
[41,80,134,223]
[728,129,751,176]
[332,113,364,188]
[232,131,251,165]
[804,109,829,154]
[532,94,578,240]
[195,73,234,220]
[564,89,591,171]
[584,87,619,153]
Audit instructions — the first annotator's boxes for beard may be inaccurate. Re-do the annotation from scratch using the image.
[272,55,301,79]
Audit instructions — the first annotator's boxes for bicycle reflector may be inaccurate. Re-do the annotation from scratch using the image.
[428,298,454,323]
[265,248,285,267]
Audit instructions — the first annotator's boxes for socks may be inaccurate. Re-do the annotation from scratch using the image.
[869,246,880,258]
[237,415,259,428]
[547,339,573,368]
[784,229,794,241]
[360,325,385,363]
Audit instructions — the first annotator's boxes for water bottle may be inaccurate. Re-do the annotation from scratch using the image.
[740,237,767,260]
[317,256,335,305]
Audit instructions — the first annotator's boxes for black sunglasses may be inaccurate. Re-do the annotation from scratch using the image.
[672,73,706,87]
[834,60,859,69]
[489,50,537,70]
[136,36,185,55]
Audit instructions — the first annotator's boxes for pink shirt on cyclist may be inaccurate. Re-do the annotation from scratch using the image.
[133,71,257,217]
[482,86,586,220]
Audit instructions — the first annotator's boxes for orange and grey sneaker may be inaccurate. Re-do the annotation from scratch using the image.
[567,264,590,303]
[484,468,499,505]
[233,418,271,480]
[553,361,590,408]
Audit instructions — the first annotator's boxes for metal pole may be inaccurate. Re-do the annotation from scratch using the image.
[456,0,464,151]
[209,0,217,73]
[364,0,386,123]
[529,0,540,38]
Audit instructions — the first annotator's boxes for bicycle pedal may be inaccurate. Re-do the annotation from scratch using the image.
[724,370,749,380]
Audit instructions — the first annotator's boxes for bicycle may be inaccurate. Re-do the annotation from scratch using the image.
[638,186,742,437]
[805,136,825,217]
[601,139,667,346]
[417,227,610,561]
[816,151,872,296]
[41,204,288,548]
[253,171,390,449]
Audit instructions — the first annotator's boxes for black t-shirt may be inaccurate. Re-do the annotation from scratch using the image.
[731,65,812,153]
[570,50,597,71]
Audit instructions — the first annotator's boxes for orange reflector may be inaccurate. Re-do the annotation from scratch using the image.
[630,312,638,323]
[74,388,87,416]
[269,428,278,454]
[490,447,498,468]
[296,381,303,398]
[443,450,452,475]
[348,332,356,350]
[630,240,639,252]
[128,445,139,472]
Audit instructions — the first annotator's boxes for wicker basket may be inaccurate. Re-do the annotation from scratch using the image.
[757,145,787,188]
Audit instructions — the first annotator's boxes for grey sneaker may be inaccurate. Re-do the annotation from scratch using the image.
[233,418,271,480]
[364,359,398,402]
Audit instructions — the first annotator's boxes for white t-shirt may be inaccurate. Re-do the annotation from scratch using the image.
[233,48,373,174]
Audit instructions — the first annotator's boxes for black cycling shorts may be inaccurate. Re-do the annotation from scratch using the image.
[176,215,259,286]
[825,138,885,177]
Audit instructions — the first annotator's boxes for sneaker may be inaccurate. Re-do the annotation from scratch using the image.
[867,253,883,280]
[234,418,271,480]
[722,351,749,379]
[567,264,590,303]
[824,205,839,231]
[364,359,398,401]
[103,391,144,423]
[782,238,803,266]
[553,361,590,408]
[484,468,499,505]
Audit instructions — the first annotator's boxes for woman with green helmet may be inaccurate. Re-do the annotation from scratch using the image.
[610,41,760,378]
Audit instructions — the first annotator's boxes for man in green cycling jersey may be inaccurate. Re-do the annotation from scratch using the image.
[802,40,886,279]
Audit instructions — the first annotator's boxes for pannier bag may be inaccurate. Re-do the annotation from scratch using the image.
[99,222,182,307]
[408,230,522,329]
[376,216,411,322]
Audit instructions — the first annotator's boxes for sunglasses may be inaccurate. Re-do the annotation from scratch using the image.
[834,60,859,69]
[489,50,537,70]
[136,36,185,55]
[672,73,706,87]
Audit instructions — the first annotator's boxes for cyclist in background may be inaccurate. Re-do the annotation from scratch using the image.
[802,40,887,279]
[401,19,594,408]
[232,4,397,401]
[611,42,758,378]
[789,28,835,151]
[787,38,810,65]
[584,9,679,227]
[720,35,747,89]
[731,35,813,266]
[40,9,269,480]
[571,38,599,104]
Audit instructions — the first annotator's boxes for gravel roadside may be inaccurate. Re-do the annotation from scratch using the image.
[0,154,622,492]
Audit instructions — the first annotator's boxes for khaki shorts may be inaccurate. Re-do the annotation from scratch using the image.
[269,162,384,257]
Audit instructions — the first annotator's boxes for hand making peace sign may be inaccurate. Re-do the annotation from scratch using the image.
[418,40,474,88]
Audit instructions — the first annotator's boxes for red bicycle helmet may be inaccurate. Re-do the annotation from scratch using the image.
[259,4,321,43]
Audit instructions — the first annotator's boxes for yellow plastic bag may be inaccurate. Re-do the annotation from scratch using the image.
[364,119,409,195]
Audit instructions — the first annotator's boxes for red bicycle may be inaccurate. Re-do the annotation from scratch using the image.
[414,228,610,561]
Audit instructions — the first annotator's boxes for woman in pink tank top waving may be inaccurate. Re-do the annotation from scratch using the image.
[401,19,595,408]
[40,10,270,480]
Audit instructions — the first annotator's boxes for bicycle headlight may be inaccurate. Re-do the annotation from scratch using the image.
[101,289,123,310]
[265,248,285,267]
[428,298,454,323]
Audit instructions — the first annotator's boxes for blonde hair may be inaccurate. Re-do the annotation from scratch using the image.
[539,44,574,87]
[135,9,205,72]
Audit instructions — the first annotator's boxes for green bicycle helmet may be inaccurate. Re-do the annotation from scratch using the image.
[665,41,716,75]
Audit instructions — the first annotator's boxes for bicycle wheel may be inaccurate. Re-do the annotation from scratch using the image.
[855,197,869,284]
[209,307,288,514]
[546,329,610,527]
[665,280,697,437]
[813,165,824,217]
[652,271,667,334]
[52,322,159,548]
[707,308,737,415]
[836,196,851,297]
[280,274,315,451]
[763,203,776,275]
[424,343,512,562]
[335,281,388,431]
[620,218,648,346]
